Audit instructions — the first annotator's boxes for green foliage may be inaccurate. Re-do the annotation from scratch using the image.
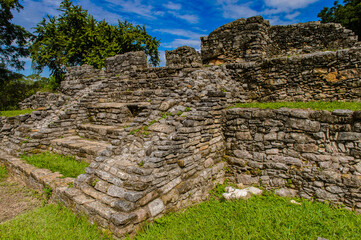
[43,184,53,200]
[130,194,361,240]
[0,204,114,239]
[0,109,34,117]
[231,101,361,111]
[0,0,31,73]
[21,152,89,178]
[318,0,361,37]
[0,164,8,181]
[0,74,51,111]
[30,0,160,83]
[91,178,99,187]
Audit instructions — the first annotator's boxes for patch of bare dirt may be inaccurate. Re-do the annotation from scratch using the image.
[0,176,42,223]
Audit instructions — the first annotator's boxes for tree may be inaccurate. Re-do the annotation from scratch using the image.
[0,0,31,85]
[0,74,50,110]
[318,0,361,38]
[30,0,160,84]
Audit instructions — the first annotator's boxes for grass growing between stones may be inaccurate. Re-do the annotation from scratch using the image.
[132,194,361,240]
[0,165,7,181]
[0,109,34,117]
[0,204,113,240]
[232,101,361,111]
[21,152,89,178]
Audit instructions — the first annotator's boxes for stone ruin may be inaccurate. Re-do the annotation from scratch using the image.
[1,16,361,237]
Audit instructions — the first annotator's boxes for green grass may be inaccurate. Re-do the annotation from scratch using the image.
[0,109,34,117]
[131,194,361,240]
[231,101,361,111]
[0,164,7,181]
[21,152,89,178]
[0,204,113,240]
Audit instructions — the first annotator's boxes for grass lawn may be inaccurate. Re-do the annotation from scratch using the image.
[1,184,360,239]
[0,109,34,117]
[21,152,89,178]
[0,204,113,240]
[232,101,361,111]
[131,194,361,240]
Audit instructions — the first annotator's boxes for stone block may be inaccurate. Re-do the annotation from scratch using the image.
[148,198,165,217]
[110,213,137,226]
[275,188,297,197]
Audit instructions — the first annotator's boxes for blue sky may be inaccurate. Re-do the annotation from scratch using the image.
[13,0,337,77]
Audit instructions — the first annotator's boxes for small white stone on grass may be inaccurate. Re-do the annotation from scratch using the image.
[222,192,234,201]
[234,189,251,200]
[245,186,263,196]
[225,186,236,193]
[290,200,301,205]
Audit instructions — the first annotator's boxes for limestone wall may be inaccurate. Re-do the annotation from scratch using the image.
[165,46,202,68]
[225,107,361,211]
[19,92,70,110]
[201,16,359,65]
[270,22,359,57]
[201,16,271,64]
[226,47,361,102]
[67,60,244,237]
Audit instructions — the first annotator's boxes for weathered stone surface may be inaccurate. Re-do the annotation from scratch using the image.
[148,198,165,217]
[275,188,298,197]
[110,213,137,226]
[338,132,361,141]
[111,200,136,212]
[287,118,320,132]
[245,186,263,196]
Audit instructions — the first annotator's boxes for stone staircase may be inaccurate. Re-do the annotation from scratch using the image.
[50,136,112,162]
[50,101,150,162]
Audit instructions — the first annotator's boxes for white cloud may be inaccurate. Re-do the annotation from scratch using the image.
[13,0,123,31]
[78,0,122,24]
[216,0,259,19]
[104,0,164,18]
[154,29,203,39]
[158,50,166,67]
[264,0,319,12]
[285,11,300,20]
[163,2,182,10]
[168,11,199,24]
[12,0,61,30]
[266,15,294,25]
[163,39,201,49]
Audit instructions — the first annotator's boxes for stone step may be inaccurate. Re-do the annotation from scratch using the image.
[87,102,150,125]
[50,136,112,162]
[77,123,128,142]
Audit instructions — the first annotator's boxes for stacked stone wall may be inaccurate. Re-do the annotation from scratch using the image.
[269,22,359,56]
[201,16,359,65]
[68,61,244,236]
[225,107,361,211]
[165,46,202,68]
[226,47,361,102]
[19,92,70,110]
[201,16,271,64]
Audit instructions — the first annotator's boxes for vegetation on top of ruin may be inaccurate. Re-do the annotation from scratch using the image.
[0,109,34,117]
[231,101,361,111]
[21,152,89,178]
